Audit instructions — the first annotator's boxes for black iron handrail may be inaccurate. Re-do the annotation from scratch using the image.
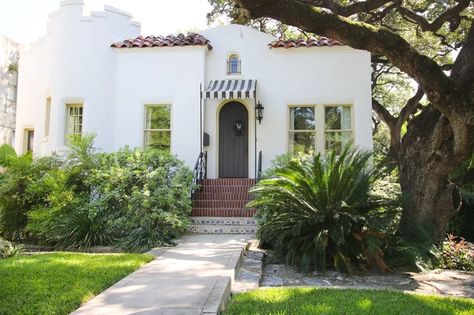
[257,150,263,181]
[191,151,207,199]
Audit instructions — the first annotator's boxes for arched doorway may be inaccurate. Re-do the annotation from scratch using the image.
[219,101,249,178]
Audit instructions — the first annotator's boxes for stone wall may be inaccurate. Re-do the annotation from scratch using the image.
[0,35,19,146]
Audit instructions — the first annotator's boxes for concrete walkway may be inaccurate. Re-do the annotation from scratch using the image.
[72,234,252,315]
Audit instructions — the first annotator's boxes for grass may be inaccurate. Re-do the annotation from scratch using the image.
[225,287,474,315]
[0,252,154,315]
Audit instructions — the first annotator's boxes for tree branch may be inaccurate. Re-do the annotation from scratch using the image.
[300,0,394,17]
[238,0,457,113]
[396,1,470,33]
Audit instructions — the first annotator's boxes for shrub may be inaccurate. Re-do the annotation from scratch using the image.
[26,135,193,251]
[0,151,61,242]
[249,145,389,274]
[0,238,23,258]
[438,234,474,271]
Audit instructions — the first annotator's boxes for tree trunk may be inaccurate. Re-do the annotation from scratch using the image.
[398,107,463,242]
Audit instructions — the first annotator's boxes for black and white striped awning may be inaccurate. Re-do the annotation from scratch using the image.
[202,79,257,100]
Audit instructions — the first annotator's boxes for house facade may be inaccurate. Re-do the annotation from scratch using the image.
[15,0,373,180]
[0,35,19,146]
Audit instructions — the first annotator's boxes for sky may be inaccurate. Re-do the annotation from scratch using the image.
[0,0,214,44]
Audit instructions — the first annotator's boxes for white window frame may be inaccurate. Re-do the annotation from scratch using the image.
[143,104,172,151]
[324,105,353,153]
[288,105,317,154]
[288,104,353,154]
[66,103,83,138]
[227,54,241,75]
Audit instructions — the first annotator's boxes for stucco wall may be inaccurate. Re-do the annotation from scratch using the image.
[15,4,372,178]
[15,0,140,155]
[114,47,206,167]
[201,25,372,178]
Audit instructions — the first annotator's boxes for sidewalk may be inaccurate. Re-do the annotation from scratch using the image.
[71,234,252,315]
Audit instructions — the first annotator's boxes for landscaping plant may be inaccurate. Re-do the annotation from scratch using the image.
[249,145,390,274]
[0,238,23,259]
[438,234,474,272]
[0,134,193,252]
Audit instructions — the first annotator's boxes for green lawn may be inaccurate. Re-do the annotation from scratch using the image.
[0,252,154,315]
[226,287,474,315]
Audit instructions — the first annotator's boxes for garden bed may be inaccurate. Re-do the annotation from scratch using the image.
[0,252,154,314]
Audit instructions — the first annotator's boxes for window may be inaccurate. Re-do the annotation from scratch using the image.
[227,54,241,75]
[144,105,171,151]
[325,106,352,154]
[289,107,316,154]
[66,104,83,136]
[44,97,51,138]
[24,129,34,153]
[288,105,353,154]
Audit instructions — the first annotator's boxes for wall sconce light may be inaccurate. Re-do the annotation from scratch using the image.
[256,101,264,124]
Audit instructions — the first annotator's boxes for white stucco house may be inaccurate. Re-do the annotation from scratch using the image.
[15,0,372,180]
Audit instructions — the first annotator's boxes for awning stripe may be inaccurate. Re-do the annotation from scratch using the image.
[202,79,257,100]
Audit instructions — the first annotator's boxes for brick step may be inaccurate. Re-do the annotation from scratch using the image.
[193,200,250,209]
[195,192,252,201]
[200,186,254,194]
[191,208,257,217]
[202,178,256,186]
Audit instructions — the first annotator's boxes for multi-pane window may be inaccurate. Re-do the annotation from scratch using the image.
[288,107,316,154]
[144,105,171,151]
[288,105,352,154]
[227,54,241,75]
[66,104,83,136]
[325,106,352,154]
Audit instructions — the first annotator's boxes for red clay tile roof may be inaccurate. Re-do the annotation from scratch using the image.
[111,33,212,49]
[269,37,341,48]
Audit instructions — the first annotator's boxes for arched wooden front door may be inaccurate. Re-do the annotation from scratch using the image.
[219,102,248,178]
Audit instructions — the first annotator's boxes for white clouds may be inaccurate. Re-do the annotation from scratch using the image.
[0,0,213,43]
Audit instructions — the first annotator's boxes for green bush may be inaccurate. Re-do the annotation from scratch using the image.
[437,234,474,271]
[0,150,61,242]
[249,145,389,274]
[26,135,193,251]
[0,238,23,259]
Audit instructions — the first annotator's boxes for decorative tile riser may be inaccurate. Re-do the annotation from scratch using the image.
[202,179,256,186]
[193,200,249,209]
[195,193,252,201]
[200,186,253,194]
[190,217,257,226]
[191,208,257,217]
[188,225,257,234]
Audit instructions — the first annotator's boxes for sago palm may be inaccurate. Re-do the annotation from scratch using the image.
[248,145,389,274]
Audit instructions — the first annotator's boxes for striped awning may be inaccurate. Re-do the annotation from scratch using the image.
[202,79,257,100]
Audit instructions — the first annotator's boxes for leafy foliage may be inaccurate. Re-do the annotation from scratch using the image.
[249,145,389,274]
[0,134,193,252]
[0,152,61,241]
[438,234,474,271]
[0,238,23,259]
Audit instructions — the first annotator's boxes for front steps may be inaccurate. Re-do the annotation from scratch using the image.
[190,178,257,234]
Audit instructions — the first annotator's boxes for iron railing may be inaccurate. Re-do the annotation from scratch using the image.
[191,151,207,199]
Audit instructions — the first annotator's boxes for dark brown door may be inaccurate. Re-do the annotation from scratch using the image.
[219,102,248,178]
